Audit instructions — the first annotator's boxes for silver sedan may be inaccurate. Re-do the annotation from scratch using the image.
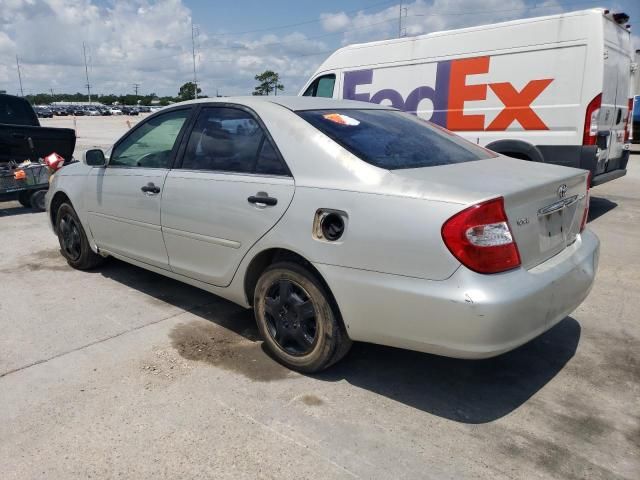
[46,97,599,372]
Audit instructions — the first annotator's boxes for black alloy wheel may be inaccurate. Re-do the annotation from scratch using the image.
[58,212,82,261]
[254,262,352,372]
[263,279,318,356]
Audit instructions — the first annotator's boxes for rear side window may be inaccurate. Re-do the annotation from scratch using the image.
[0,96,38,126]
[302,74,336,98]
[298,109,496,170]
[181,107,289,176]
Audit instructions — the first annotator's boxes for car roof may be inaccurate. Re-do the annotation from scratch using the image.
[170,96,392,112]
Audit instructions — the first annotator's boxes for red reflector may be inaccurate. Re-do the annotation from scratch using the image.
[583,93,602,146]
[580,172,592,232]
[442,197,521,274]
[624,98,633,143]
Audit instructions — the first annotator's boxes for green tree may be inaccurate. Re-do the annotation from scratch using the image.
[252,70,284,96]
[178,82,202,101]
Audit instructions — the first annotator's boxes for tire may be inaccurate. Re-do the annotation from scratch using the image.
[254,262,352,373]
[17,191,32,208]
[55,203,105,270]
[30,190,47,211]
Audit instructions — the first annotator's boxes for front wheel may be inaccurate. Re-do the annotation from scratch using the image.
[254,262,351,373]
[55,203,105,270]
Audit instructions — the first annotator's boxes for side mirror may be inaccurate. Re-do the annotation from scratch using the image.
[84,149,106,167]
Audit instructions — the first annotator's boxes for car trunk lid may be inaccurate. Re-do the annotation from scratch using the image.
[390,156,589,270]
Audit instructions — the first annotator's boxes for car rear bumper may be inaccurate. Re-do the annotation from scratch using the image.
[315,229,599,359]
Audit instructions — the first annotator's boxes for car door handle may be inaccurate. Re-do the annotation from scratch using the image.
[248,195,277,206]
[141,182,161,195]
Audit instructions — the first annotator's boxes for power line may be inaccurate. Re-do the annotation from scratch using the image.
[207,0,398,37]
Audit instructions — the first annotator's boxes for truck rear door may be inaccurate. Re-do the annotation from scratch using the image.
[601,17,632,173]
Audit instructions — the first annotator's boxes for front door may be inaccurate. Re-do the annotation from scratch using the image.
[161,106,295,286]
[86,108,191,268]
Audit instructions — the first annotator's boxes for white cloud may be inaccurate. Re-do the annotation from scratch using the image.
[320,12,351,32]
[0,0,327,97]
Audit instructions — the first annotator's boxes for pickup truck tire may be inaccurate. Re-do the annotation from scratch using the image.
[55,203,104,270]
[30,190,47,211]
[18,191,32,208]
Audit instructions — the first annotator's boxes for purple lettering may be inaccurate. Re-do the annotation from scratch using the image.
[341,60,452,126]
[343,70,373,102]
[370,89,405,110]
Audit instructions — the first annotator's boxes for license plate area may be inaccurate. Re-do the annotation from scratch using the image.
[538,195,581,252]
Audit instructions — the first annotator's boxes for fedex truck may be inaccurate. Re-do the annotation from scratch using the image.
[300,9,636,185]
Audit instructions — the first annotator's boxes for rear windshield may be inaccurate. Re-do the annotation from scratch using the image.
[0,96,38,126]
[298,109,495,170]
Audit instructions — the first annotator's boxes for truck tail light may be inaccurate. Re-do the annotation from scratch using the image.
[580,172,592,232]
[441,197,521,274]
[583,93,602,146]
[624,98,633,143]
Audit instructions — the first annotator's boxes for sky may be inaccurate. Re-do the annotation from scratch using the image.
[1,0,639,98]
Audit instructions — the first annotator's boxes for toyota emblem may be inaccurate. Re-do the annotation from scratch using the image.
[557,184,568,198]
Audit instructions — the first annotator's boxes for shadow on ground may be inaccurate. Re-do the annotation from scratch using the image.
[96,257,581,424]
[0,202,40,218]
[588,196,618,222]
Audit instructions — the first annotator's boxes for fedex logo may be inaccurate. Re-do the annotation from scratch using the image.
[343,56,553,131]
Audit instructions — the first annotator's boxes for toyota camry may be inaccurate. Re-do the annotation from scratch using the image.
[46,97,599,372]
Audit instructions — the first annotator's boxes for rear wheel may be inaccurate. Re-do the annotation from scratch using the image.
[30,190,47,211]
[55,203,105,270]
[254,262,351,372]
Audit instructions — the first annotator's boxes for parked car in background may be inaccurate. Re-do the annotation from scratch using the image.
[46,96,598,372]
[122,106,139,116]
[53,106,69,116]
[86,108,101,116]
[301,8,634,186]
[138,106,151,113]
[35,106,53,118]
[109,107,123,116]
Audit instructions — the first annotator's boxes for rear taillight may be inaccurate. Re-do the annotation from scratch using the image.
[580,172,592,232]
[442,197,521,274]
[624,98,633,143]
[583,93,602,146]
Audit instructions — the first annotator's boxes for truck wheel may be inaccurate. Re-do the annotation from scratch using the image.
[30,190,47,211]
[254,262,351,373]
[55,203,105,270]
[17,191,32,208]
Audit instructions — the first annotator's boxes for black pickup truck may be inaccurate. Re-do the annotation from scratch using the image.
[0,94,76,209]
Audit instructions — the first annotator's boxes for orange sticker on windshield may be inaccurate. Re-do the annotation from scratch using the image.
[323,113,360,126]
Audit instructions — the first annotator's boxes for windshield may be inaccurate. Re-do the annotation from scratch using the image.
[298,109,495,170]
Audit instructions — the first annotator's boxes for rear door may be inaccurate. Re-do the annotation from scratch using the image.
[602,18,632,172]
[86,107,192,269]
[161,105,294,287]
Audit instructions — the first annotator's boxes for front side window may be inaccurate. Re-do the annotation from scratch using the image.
[302,74,336,98]
[298,109,496,170]
[110,109,190,168]
[181,107,288,175]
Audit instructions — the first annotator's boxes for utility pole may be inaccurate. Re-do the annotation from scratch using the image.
[50,88,55,103]
[132,83,140,104]
[191,22,199,100]
[82,41,92,104]
[398,1,407,38]
[16,56,24,97]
